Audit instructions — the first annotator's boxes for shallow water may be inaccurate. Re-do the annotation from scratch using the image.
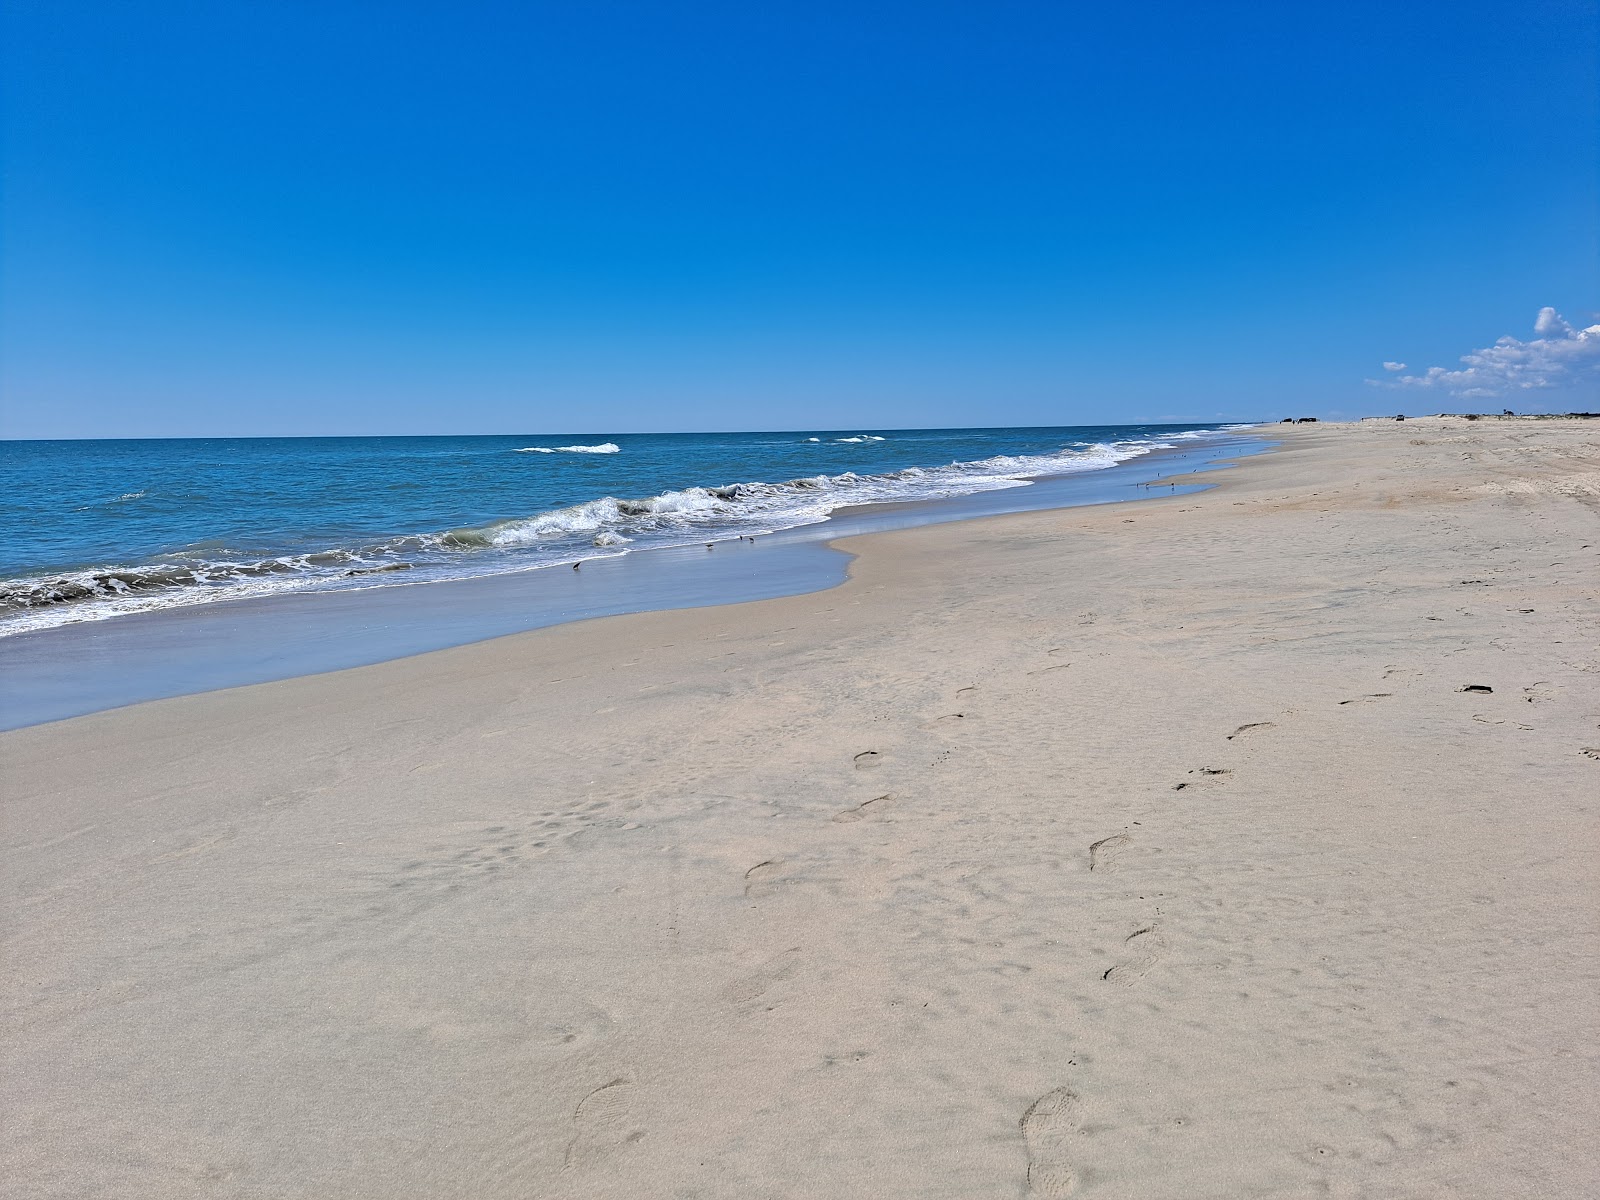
[0,433,1269,729]
[1,423,1244,635]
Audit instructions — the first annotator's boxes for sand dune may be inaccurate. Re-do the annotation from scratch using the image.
[2,418,1596,1198]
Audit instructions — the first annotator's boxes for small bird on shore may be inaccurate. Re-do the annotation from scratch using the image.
[572,562,580,570]
[706,542,714,550]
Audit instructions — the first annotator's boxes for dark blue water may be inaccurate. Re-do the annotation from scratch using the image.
[1,424,1242,635]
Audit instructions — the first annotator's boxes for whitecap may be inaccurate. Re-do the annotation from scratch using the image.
[3,428,1231,637]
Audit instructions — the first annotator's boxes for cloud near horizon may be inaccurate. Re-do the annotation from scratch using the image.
[1368,308,1600,401]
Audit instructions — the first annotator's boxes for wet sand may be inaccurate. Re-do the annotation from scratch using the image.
[2,417,1596,1198]
[0,433,1262,731]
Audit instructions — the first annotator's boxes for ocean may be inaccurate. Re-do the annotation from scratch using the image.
[1,424,1246,637]
[0,423,1274,728]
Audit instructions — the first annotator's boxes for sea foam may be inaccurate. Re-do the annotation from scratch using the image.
[0,429,1225,635]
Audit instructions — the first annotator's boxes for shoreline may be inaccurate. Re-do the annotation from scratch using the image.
[0,432,1268,730]
[0,424,1246,642]
[2,417,1595,1198]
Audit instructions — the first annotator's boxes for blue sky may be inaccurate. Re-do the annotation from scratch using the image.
[3,0,1596,437]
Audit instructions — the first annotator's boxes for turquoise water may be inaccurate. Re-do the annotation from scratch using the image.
[1,424,1240,635]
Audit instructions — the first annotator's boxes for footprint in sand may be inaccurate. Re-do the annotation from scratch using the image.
[722,947,802,1005]
[564,1078,639,1170]
[1103,923,1166,986]
[853,750,883,769]
[834,794,893,823]
[1226,721,1276,740]
[1021,1087,1080,1197]
[1581,748,1600,761]
[1088,833,1130,873]
[744,859,807,897]
[1338,693,1394,705]
[1173,767,1230,791]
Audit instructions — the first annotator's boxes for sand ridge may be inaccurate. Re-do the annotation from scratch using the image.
[1,418,1597,1198]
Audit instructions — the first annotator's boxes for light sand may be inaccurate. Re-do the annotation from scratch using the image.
[2,418,1597,1199]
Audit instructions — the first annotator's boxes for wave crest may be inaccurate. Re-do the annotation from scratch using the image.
[1,433,1217,633]
[446,441,1155,551]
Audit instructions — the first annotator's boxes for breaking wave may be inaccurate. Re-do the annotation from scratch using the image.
[0,432,1220,634]
[442,441,1153,551]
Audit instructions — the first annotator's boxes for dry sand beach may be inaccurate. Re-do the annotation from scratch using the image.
[2,418,1597,1199]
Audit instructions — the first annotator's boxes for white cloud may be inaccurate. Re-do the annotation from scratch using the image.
[1533,306,1571,337]
[1368,309,1600,401]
